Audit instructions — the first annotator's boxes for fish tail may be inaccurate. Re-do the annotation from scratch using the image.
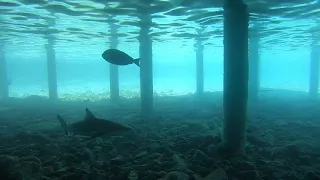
[57,114,69,135]
[133,58,140,67]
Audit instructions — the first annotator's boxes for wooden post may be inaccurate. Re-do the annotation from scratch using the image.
[220,0,249,154]
[139,14,153,116]
[109,22,120,102]
[45,15,58,100]
[46,36,58,100]
[195,37,204,97]
[0,41,9,100]
[309,42,319,98]
[249,26,260,101]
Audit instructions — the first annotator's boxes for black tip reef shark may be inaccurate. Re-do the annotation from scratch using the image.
[57,108,131,140]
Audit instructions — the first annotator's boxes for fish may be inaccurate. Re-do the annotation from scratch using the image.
[57,108,131,140]
[102,49,140,67]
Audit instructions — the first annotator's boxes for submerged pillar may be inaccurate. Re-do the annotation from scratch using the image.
[309,43,319,98]
[195,38,204,97]
[45,15,58,100]
[220,0,249,154]
[139,14,153,115]
[46,37,58,100]
[109,23,120,102]
[248,26,260,101]
[0,41,9,100]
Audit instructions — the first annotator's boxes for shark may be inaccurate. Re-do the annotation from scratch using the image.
[57,108,131,140]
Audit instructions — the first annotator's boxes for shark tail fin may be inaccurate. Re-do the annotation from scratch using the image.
[57,114,69,135]
[133,58,140,67]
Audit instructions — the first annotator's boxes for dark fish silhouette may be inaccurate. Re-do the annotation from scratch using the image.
[102,49,140,67]
[57,108,131,140]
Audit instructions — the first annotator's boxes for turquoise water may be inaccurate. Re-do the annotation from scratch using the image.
[0,1,319,99]
[0,2,320,179]
[4,46,312,99]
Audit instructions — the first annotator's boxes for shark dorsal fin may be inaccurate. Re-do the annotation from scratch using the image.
[85,108,96,120]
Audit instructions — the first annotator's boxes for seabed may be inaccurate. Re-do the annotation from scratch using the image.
[0,89,319,180]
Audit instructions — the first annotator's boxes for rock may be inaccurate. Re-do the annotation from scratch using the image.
[14,131,31,142]
[87,137,104,146]
[0,156,16,178]
[246,134,271,147]
[232,160,256,171]
[271,144,301,159]
[193,150,208,163]
[69,147,78,154]
[81,147,94,162]
[93,146,102,153]
[18,161,41,175]
[74,167,90,176]
[79,162,90,173]
[172,154,189,172]
[61,172,88,180]
[298,155,311,165]
[29,133,53,144]
[42,166,54,176]
[38,145,59,159]
[146,159,163,170]
[135,151,148,159]
[110,156,125,166]
[66,136,82,145]
[128,170,139,180]
[150,153,163,160]
[56,166,69,174]
[95,173,107,180]
[142,170,161,180]
[92,161,104,169]
[20,155,41,165]
[165,171,189,180]
[207,144,219,157]
[204,167,228,180]
[194,174,204,180]
[236,170,258,180]
[303,170,320,180]
[63,153,80,165]
[43,156,57,166]
[282,171,300,180]
[0,155,19,170]
[89,167,107,180]
[52,161,64,170]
